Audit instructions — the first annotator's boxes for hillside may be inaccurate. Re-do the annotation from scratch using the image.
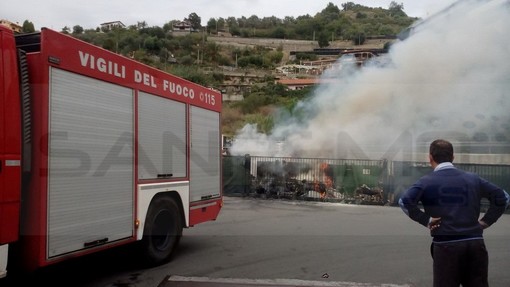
[205,35,396,137]
[55,2,417,137]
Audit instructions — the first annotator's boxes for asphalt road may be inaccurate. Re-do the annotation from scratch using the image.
[4,196,510,287]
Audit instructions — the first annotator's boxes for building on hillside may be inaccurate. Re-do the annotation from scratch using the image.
[276,78,340,90]
[172,20,195,36]
[100,21,125,31]
[276,78,320,90]
[275,59,339,77]
[276,64,321,76]
[0,19,22,33]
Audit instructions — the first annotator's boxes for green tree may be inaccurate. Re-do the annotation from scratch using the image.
[203,42,220,63]
[230,26,241,36]
[342,2,357,11]
[179,55,194,65]
[217,18,226,31]
[22,20,35,33]
[207,18,217,33]
[389,2,406,17]
[102,37,116,51]
[293,16,315,40]
[162,21,175,33]
[247,15,260,29]
[226,17,238,27]
[263,50,284,67]
[188,13,202,30]
[389,1,404,12]
[270,27,286,39]
[137,21,148,30]
[143,36,161,54]
[139,26,165,38]
[317,32,330,48]
[320,2,341,22]
[72,25,84,34]
[378,25,394,35]
[351,32,366,45]
[236,93,273,114]
[237,55,263,68]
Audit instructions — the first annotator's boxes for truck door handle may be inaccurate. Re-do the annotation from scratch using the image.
[84,237,108,248]
[157,173,173,178]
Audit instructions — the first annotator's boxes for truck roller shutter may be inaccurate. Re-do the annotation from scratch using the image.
[137,92,186,180]
[47,68,134,257]
[189,106,221,202]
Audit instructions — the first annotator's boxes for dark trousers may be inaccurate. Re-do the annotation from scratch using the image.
[431,239,489,287]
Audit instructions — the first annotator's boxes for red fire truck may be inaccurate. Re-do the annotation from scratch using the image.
[0,26,222,278]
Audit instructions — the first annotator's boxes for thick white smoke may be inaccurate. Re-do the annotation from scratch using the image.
[230,0,510,161]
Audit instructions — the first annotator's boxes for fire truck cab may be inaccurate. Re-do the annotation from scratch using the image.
[0,26,222,277]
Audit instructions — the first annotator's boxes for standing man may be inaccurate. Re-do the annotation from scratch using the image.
[399,139,509,287]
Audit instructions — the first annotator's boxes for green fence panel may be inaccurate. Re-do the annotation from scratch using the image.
[223,155,251,195]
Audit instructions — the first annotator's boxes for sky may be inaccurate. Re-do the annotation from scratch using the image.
[1,0,455,30]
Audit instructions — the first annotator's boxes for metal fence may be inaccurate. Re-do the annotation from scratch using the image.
[223,155,510,207]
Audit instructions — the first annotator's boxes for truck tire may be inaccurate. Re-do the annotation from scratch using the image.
[140,196,182,266]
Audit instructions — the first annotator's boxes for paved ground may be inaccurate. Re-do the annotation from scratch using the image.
[160,275,411,287]
[158,197,510,287]
[4,196,508,287]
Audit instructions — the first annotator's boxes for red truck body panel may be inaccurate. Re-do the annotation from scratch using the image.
[0,26,22,245]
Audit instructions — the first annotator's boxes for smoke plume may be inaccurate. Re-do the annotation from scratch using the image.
[230,0,510,161]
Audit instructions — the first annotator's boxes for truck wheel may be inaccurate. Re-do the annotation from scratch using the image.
[140,196,182,266]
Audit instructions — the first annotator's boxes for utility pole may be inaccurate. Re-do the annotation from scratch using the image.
[197,44,200,64]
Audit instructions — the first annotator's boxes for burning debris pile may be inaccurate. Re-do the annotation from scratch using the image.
[250,160,309,199]
[243,158,387,205]
[354,184,385,205]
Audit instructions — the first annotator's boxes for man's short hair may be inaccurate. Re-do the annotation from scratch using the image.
[430,139,454,163]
